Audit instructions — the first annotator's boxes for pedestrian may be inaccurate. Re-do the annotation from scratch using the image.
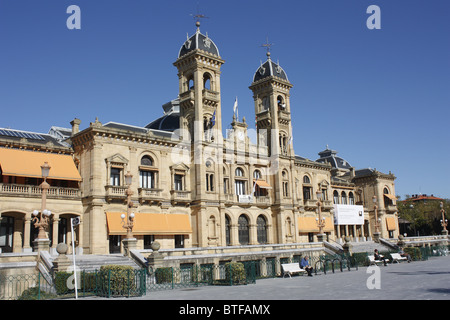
[300,256,313,276]
[399,248,412,262]
[374,249,388,266]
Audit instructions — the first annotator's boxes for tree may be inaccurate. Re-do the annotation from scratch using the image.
[397,198,449,236]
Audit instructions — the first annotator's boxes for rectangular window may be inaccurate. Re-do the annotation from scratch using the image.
[175,235,185,248]
[174,174,183,191]
[139,170,154,189]
[144,235,155,249]
[303,186,311,200]
[223,178,229,194]
[235,180,245,195]
[206,173,214,192]
[110,168,121,186]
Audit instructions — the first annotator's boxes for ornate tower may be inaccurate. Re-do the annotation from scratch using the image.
[173,21,225,247]
[249,51,294,157]
[173,21,225,144]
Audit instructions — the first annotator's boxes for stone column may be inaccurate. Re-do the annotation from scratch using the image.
[51,215,60,254]
[23,214,32,252]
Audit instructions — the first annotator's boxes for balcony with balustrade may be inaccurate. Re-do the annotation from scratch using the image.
[0,183,81,200]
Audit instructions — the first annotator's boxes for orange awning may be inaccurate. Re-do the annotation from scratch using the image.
[0,148,81,181]
[254,179,272,189]
[385,216,397,231]
[106,212,192,235]
[298,216,334,233]
[384,194,397,200]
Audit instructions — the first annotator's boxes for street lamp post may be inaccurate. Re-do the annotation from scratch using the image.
[440,202,448,235]
[32,162,52,251]
[121,171,136,256]
[373,195,381,242]
[316,190,326,242]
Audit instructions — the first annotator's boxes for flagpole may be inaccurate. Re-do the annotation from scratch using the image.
[71,218,78,299]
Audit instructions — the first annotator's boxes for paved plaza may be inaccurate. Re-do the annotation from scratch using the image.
[84,255,450,301]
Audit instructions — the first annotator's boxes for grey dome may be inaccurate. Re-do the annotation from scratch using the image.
[145,98,180,132]
[316,147,352,170]
[253,53,289,83]
[178,29,220,58]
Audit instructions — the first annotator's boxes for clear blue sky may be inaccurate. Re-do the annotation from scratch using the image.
[0,0,449,199]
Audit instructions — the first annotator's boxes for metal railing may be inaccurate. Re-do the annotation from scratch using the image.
[0,268,146,300]
[4,245,448,300]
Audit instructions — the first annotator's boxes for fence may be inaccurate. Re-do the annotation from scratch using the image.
[2,246,448,300]
[0,268,146,300]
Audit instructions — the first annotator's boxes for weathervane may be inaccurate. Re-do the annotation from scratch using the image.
[261,37,274,58]
[190,4,209,29]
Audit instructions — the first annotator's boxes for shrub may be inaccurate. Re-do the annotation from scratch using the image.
[351,252,369,266]
[99,265,136,296]
[404,247,422,261]
[54,270,97,295]
[224,262,246,284]
[18,287,56,300]
[155,267,173,284]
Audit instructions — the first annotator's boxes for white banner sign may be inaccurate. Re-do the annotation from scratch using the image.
[333,204,364,225]
[238,195,253,203]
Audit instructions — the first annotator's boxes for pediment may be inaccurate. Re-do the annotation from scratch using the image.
[105,153,129,164]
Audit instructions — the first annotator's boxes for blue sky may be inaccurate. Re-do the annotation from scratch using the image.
[0,0,449,199]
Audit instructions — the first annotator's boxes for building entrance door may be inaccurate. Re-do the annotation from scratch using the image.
[0,216,14,253]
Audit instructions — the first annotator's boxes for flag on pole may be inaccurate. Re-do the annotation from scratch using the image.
[288,136,293,146]
[211,110,216,127]
[233,96,238,120]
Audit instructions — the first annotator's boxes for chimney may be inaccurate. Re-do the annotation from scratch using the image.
[70,118,81,136]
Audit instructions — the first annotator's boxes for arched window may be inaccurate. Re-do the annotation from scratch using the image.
[203,73,212,90]
[282,170,289,198]
[225,215,231,246]
[139,155,156,189]
[187,75,194,90]
[277,95,286,109]
[333,191,340,204]
[253,169,261,179]
[235,168,246,195]
[303,175,312,200]
[383,187,392,207]
[349,192,355,205]
[341,191,347,205]
[257,215,267,244]
[141,155,153,166]
[238,215,249,245]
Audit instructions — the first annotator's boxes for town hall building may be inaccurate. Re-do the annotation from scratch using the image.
[0,21,399,255]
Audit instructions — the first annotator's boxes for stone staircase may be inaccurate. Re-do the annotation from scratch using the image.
[347,240,393,253]
[52,254,141,272]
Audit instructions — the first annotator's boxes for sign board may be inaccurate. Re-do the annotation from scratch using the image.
[238,195,253,203]
[333,204,364,225]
